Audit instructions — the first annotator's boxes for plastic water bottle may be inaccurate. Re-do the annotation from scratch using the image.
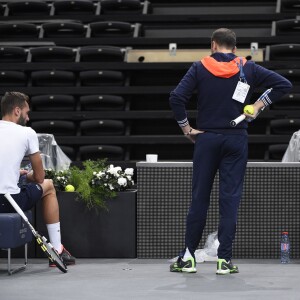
[18,163,32,187]
[280,231,290,264]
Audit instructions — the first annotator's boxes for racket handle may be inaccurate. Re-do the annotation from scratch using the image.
[230,114,246,127]
[4,193,29,222]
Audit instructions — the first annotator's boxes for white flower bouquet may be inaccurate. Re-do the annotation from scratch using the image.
[91,165,134,192]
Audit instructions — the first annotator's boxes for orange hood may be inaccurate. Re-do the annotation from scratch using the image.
[201,56,247,78]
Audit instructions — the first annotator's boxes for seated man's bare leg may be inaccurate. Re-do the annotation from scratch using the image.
[39,179,59,224]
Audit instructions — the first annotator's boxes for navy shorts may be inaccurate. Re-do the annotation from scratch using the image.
[0,183,43,213]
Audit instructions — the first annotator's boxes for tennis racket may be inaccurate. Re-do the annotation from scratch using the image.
[230,88,272,127]
[4,193,68,273]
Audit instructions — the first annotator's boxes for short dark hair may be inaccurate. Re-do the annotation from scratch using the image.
[211,28,236,50]
[1,92,30,116]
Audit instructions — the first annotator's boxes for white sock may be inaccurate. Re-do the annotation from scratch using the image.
[46,222,62,253]
[183,247,193,260]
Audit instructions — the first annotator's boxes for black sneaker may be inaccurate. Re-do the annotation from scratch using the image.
[216,259,239,275]
[49,246,76,267]
[170,256,197,273]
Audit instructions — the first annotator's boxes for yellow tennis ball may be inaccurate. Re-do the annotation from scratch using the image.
[65,184,75,192]
[244,105,254,115]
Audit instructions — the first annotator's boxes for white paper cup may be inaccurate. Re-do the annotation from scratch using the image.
[146,154,158,163]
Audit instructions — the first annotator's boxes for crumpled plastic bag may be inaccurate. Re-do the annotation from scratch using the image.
[194,231,219,263]
[37,133,71,171]
[170,231,219,263]
[282,130,300,162]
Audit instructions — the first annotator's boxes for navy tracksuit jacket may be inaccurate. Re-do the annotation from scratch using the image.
[169,52,292,260]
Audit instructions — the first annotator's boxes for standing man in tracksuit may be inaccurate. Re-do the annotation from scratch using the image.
[169,28,292,274]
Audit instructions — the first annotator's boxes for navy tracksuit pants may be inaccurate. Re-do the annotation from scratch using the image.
[185,132,248,261]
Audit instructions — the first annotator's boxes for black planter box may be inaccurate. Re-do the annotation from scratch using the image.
[35,190,137,258]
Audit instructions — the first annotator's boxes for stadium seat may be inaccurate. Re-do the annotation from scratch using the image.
[270,119,300,135]
[0,4,4,15]
[0,23,38,39]
[31,70,76,86]
[31,120,77,136]
[267,144,289,160]
[41,22,86,38]
[88,21,138,37]
[274,19,300,36]
[31,95,76,111]
[79,70,124,86]
[60,145,76,161]
[78,145,124,160]
[100,0,143,14]
[271,93,300,110]
[274,69,300,86]
[53,0,97,15]
[0,71,27,86]
[79,46,125,62]
[6,0,50,16]
[80,95,125,110]
[29,46,76,62]
[265,44,300,61]
[0,47,27,62]
[280,0,300,13]
[79,120,125,135]
[130,119,182,135]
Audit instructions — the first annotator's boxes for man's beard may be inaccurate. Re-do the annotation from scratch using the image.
[17,115,26,126]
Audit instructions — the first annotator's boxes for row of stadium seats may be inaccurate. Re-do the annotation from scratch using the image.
[0,70,126,86]
[60,143,291,162]
[0,0,148,16]
[0,93,297,112]
[57,143,295,162]
[59,143,293,162]
[0,0,298,16]
[27,119,300,137]
[30,94,125,111]
[0,46,126,62]
[1,44,300,62]
[0,22,140,39]
[0,19,299,39]
[0,68,298,86]
[31,119,126,136]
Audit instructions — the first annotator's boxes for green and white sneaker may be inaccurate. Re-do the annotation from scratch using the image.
[216,259,239,275]
[170,256,197,273]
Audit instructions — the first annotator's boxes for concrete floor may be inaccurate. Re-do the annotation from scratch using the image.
[0,259,299,300]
